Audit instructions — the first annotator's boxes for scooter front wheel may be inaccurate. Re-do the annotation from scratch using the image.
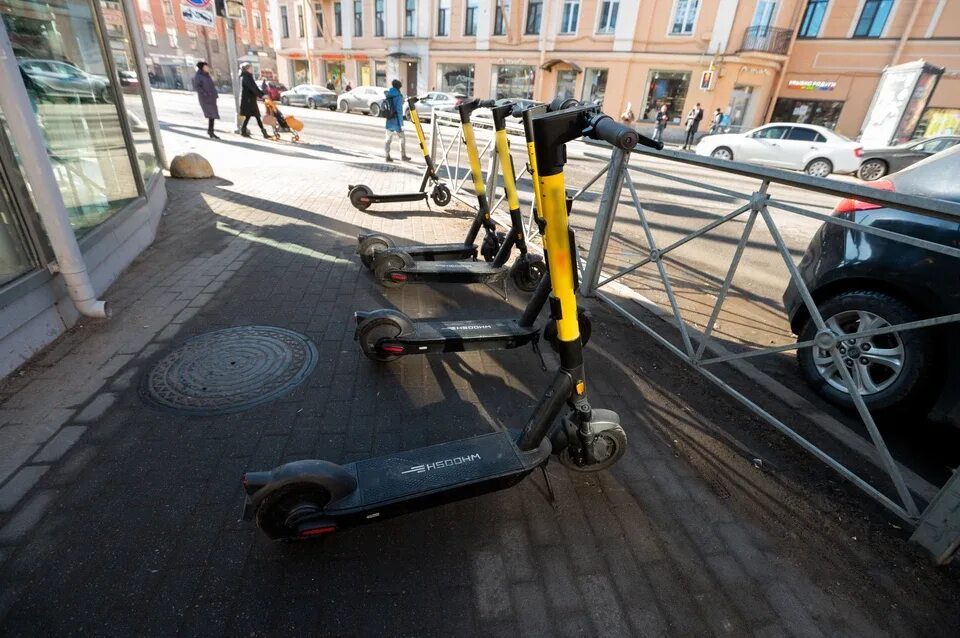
[358,235,392,270]
[430,183,452,207]
[374,254,409,289]
[349,185,374,211]
[256,483,331,541]
[357,317,403,362]
[558,425,627,473]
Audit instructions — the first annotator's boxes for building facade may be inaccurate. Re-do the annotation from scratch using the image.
[1,0,167,376]
[269,0,958,139]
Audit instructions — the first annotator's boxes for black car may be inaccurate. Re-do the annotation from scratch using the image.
[783,146,960,422]
[857,135,960,181]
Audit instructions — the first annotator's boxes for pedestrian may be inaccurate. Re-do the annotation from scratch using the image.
[384,79,410,162]
[708,107,723,134]
[192,61,220,139]
[652,105,669,143]
[683,102,704,150]
[326,80,335,91]
[238,63,269,139]
[620,101,636,128]
[344,80,353,92]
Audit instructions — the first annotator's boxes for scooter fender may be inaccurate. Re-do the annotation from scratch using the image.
[550,408,621,452]
[372,247,417,270]
[353,308,415,340]
[243,460,357,520]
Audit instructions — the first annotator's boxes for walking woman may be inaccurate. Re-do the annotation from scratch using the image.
[239,63,269,138]
[652,105,669,143]
[192,61,219,139]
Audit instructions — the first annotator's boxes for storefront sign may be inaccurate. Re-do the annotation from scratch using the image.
[787,80,837,91]
[180,0,214,28]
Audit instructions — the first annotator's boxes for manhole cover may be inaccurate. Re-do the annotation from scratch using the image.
[142,326,318,416]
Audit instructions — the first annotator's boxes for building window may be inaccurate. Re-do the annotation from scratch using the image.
[334,2,342,36]
[405,0,416,36]
[438,63,475,95]
[437,0,450,35]
[281,6,289,37]
[670,0,699,35]
[751,0,777,30]
[296,5,305,36]
[525,0,542,34]
[560,0,579,34]
[465,0,478,35]
[315,7,324,36]
[211,39,219,52]
[254,10,261,29]
[597,0,618,33]
[189,32,198,48]
[493,64,535,99]
[266,14,272,31]
[375,0,384,36]
[494,0,510,35]
[375,60,387,86]
[167,27,177,47]
[556,70,577,99]
[240,8,247,27]
[144,26,157,46]
[853,0,894,37]
[163,0,172,15]
[643,70,691,119]
[353,0,363,36]
[583,68,607,103]
[798,0,828,37]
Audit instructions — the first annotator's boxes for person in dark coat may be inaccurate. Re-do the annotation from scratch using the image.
[192,61,220,139]
[239,63,269,138]
[683,102,704,150]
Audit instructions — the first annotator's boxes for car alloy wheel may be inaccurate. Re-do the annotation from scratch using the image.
[711,147,733,161]
[338,101,348,112]
[813,310,904,396]
[307,98,316,109]
[858,159,887,181]
[806,159,832,177]
[369,103,381,117]
[281,97,288,106]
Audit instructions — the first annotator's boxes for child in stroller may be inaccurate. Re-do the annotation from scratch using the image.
[262,97,303,142]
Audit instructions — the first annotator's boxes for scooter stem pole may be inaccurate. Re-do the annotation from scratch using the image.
[517,369,574,451]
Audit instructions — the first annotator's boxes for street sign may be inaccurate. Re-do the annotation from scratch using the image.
[181,0,215,28]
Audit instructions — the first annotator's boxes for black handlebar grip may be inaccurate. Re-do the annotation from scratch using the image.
[590,115,640,151]
[634,134,664,151]
[478,99,497,108]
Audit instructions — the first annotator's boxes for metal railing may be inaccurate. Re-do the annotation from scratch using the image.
[739,26,792,55]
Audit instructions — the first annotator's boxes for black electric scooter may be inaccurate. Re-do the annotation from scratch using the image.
[355,98,503,270]
[369,100,544,292]
[241,104,663,541]
[348,97,453,212]
[353,104,590,361]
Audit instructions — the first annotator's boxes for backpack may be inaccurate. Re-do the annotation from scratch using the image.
[379,94,397,120]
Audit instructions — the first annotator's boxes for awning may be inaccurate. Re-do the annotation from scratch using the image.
[540,59,582,73]
[386,51,419,59]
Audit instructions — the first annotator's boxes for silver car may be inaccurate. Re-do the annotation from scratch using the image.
[19,58,111,103]
[337,85,387,115]
[404,91,466,121]
[280,84,337,110]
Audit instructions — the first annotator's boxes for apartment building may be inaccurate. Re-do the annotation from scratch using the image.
[136,0,278,90]
[270,0,958,138]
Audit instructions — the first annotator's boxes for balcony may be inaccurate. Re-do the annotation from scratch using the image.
[739,26,792,56]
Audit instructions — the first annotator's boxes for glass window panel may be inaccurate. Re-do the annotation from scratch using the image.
[492,65,534,99]
[525,0,542,34]
[597,0,619,33]
[582,68,607,104]
[0,171,36,285]
[5,0,140,238]
[437,63,474,96]
[642,70,690,119]
[798,0,828,37]
[556,70,577,99]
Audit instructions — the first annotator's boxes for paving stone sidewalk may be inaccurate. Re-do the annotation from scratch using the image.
[0,126,957,636]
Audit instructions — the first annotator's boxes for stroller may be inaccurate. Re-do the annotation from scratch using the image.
[262,97,303,142]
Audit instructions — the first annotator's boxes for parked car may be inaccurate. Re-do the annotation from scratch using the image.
[696,123,862,177]
[117,70,139,94]
[783,146,960,419]
[404,91,466,120]
[19,58,111,102]
[280,84,336,110]
[337,85,387,115]
[260,81,288,101]
[857,135,960,181]
[472,98,542,126]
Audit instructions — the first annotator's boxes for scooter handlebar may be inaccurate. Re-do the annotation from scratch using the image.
[477,99,497,108]
[589,115,663,151]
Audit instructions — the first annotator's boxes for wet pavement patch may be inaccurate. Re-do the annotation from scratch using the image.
[141,326,318,416]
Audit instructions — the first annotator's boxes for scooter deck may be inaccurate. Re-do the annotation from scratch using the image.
[398,242,477,261]
[382,318,537,354]
[403,261,508,283]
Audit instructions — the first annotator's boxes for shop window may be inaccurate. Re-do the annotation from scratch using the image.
[525,0,542,35]
[437,0,450,35]
[375,0,384,37]
[334,2,342,36]
[353,0,363,37]
[405,0,416,36]
[0,161,36,286]
[670,0,699,35]
[582,68,607,104]
[494,0,510,36]
[465,0,478,36]
[4,0,142,237]
[853,0,893,38]
[281,6,289,38]
[772,98,844,130]
[913,108,960,138]
[556,70,577,99]
[642,70,690,120]
[438,63,475,96]
[597,0,619,34]
[493,65,535,99]
[560,0,579,34]
[375,60,387,86]
[798,0,828,37]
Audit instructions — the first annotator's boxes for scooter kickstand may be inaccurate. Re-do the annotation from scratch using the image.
[539,462,558,509]
[531,338,547,372]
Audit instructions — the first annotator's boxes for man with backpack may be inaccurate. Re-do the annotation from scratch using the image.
[384,79,410,162]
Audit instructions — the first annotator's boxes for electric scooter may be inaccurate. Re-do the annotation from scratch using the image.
[369,100,545,292]
[353,103,589,361]
[241,103,664,541]
[355,98,502,270]
[348,97,453,212]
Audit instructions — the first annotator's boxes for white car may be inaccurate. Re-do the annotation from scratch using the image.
[695,123,863,177]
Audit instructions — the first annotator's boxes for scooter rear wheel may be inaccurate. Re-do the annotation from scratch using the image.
[349,185,374,211]
[374,254,408,289]
[511,256,546,293]
[357,317,404,362]
[430,183,452,207]
[558,425,627,473]
[256,483,331,541]
[358,235,392,270]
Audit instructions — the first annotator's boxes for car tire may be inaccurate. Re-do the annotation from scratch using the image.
[805,158,833,177]
[857,159,888,182]
[369,103,381,117]
[338,101,348,113]
[280,96,289,106]
[98,87,112,103]
[307,98,316,109]
[797,290,934,413]
[328,105,336,111]
[711,147,733,161]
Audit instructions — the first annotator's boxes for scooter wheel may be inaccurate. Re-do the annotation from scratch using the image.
[256,484,331,541]
[558,425,627,473]
[511,257,546,293]
[430,183,452,207]
[374,254,408,289]
[545,308,592,352]
[357,317,403,362]
[358,235,392,270]
[349,185,374,211]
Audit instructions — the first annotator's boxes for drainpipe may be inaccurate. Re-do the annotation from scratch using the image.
[891,0,925,65]
[0,20,110,319]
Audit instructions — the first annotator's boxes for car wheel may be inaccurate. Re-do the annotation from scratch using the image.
[328,104,336,111]
[307,98,316,109]
[711,147,733,161]
[805,158,833,178]
[99,87,112,103]
[369,102,381,117]
[280,96,289,106]
[338,101,348,113]
[797,291,934,413]
[857,159,888,182]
